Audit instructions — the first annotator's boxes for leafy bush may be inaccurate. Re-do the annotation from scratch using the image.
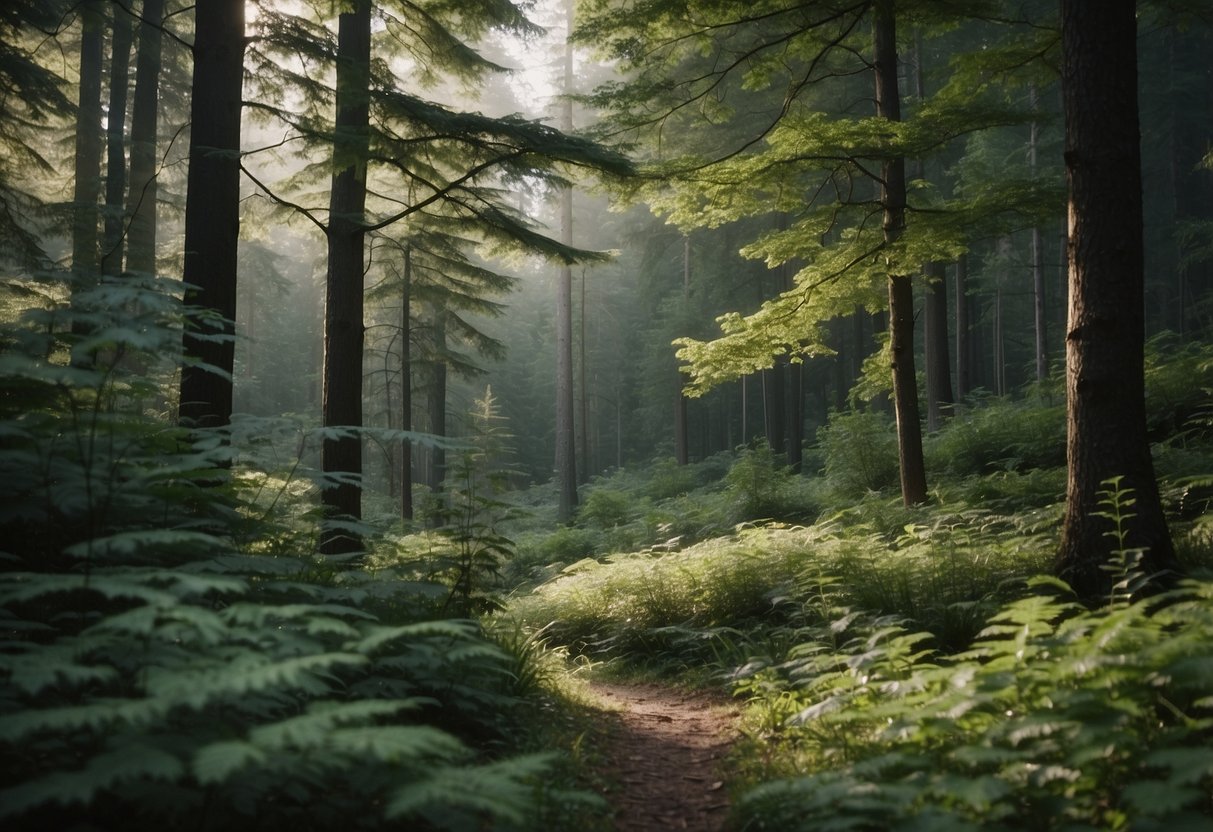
[817,410,900,497]
[0,281,567,831]
[578,487,633,529]
[733,576,1213,831]
[926,393,1066,477]
[507,527,819,668]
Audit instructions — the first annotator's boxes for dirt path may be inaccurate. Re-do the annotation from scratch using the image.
[590,682,739,832]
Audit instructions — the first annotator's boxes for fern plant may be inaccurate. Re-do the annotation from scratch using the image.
[0,279,565,831]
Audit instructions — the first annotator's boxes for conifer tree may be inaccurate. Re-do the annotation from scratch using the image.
[178,0,245,431]
[69,0,104,336]
[0,1,74,269]
[244,1,629,549]
[579,0,1057,505]
[125,0,164,279]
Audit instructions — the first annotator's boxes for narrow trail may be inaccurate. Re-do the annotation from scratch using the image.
[589,682,740,832]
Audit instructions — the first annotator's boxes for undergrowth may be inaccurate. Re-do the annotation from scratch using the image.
[0,276,586,831]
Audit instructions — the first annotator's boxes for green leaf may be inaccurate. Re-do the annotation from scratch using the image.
[193,740,269,785]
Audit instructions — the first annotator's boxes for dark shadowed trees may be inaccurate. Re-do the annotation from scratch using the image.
[178,0,245,431]
[319,0,372,553]
[1057,0,1178,596]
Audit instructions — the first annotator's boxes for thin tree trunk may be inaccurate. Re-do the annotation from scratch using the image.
[955,254,971,399]
[914,26,952,431]
[924,261,953,430]
[786,358,803,471]
[125,0,163,278]
[555,0,578,520]
[426,305,447,497]
[71,0,104,332]
[579,267,591,480]
[764,362,786,454]
[874,0,927,505]
[179,0,244,432]
[1030,84,1048,382]
[320,0,371,553]
[1058,0,1178,596]
[400,247,413,522]
[102,5,133,277]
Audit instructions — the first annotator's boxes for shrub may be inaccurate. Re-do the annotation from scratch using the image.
[817,410,900,497]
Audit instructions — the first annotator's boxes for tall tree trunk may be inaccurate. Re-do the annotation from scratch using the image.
[425,305,447,501]
[1058,0,1178,596]
[913,30,953,431]
[1029,84,1048,382]
[125,0,163,278]
[955,254,972,399]
[400,247,413,522]
[674,389,689,465]
[70,0,104,335]
[555,0,578,520]
[579,267,591,479]
[924,261,953,430]
[786,358,803,471]
[178,0,244,432]
[320,0,371,553]
[101,5,133,277]
[675,234,691,465]
[874,0,927,505]
[763,362,786,454]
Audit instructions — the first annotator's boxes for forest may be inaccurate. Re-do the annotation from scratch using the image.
[2,0,1213,829]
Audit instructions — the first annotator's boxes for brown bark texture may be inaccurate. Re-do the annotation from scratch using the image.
[125,0,163,277]
[179,0,244,431]
[320,0,372,552]
[874,0,927,506]
[1058,0,1178,596]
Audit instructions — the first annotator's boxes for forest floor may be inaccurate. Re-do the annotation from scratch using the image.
[589,682,740,832]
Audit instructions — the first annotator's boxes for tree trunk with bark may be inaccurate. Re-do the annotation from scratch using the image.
[924,261,953,431]
[70,0,104,333]
[125,0,163,278]
[1030,84,1049,382]
[954,253,971,398]
[1058,0,1178,596]
[555,0,578,520]
[400,247,414,522]
[101,6,133,277]
[178,0,244,433]
[874,0,927,505]
[320,0,371,553]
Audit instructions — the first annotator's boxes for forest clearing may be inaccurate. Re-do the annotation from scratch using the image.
[3,0,1213,830]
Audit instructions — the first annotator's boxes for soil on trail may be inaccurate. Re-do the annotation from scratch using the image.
[590,682,740,832]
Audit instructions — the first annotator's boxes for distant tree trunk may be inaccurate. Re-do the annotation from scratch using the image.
[101,6,133,277]
[874,0,927,506]
[786,358,803,471]
[1029,84,1048,382]
[555,0,578,520]
[763,362,786,455]
[674,389,689,465]
[70,0,104,332]
[924,261,953,431]
[400,247,413,521]
[992,235,1011,396]
[320,0,371,554]
[675,234,691,465]
[125,0,163,278]
[1058,0,1178,596]
[579,267,591,479]
[425,305,447,499]
[914,33,952,432]
[955,253,972,399]
[178,0,244,432]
